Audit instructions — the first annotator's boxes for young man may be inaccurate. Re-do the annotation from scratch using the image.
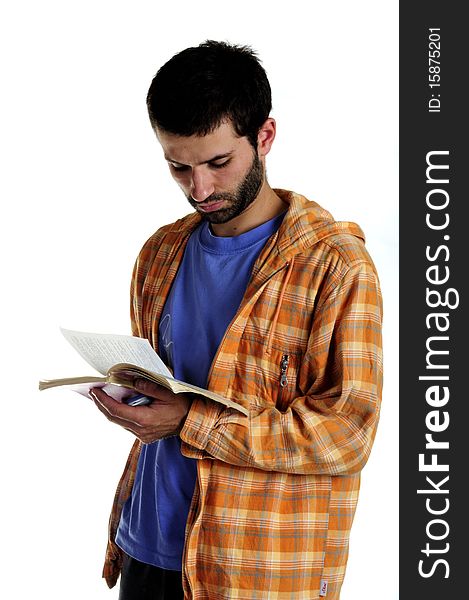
[91,40,383,600]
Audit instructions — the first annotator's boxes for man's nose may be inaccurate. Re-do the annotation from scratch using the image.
[190,168,214,202]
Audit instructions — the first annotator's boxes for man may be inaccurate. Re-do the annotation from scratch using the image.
[91,40,383,600]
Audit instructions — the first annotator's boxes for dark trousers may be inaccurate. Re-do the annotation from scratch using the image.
[118,552,184,600]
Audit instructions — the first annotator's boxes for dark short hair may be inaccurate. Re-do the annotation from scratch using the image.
[146,40,272,149]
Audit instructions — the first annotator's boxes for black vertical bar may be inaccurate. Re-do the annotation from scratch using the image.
[400,2,466,597]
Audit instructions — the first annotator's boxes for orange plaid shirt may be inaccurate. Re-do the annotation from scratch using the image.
[103,190,383,599]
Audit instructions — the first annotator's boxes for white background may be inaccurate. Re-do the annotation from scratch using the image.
[1,1,398,598]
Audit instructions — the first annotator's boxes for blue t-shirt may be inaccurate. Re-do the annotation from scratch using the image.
[116,213,285,570]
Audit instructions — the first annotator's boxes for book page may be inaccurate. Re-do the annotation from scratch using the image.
[60,328,172,377]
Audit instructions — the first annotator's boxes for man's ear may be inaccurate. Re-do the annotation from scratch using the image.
[257,118,276,158]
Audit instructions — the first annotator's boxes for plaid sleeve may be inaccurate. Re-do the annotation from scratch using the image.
[180,260,383,476]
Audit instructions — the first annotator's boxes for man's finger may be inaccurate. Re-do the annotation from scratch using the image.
[94,401,141,433]
[90,388,147,427]
[134,378,174,401]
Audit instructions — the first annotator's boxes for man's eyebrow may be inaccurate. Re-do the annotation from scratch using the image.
[164,152,233,166]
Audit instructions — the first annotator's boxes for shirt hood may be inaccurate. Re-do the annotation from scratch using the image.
[273,189,365,260]
[166,188,365,261]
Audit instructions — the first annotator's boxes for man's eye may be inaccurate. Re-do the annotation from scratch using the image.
[170,164,189,172]
[210,160,230,169]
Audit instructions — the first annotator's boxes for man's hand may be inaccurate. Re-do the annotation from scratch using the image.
[90,378,191,444]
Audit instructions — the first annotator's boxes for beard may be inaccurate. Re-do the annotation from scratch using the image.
[186,152,264,224]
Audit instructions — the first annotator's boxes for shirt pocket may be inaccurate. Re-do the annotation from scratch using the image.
[234,340,302,412]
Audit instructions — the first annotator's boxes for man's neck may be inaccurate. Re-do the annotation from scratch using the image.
[211,183,288,237]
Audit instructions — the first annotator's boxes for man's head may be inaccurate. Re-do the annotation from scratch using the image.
[147,41,276,230]
[146,40,272,150]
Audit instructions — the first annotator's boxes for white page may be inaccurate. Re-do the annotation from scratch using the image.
[60,328,172,377]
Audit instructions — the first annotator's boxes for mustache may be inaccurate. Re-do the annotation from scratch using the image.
[187,192,236,207]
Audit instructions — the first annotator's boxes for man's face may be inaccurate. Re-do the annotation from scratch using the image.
[156,122,264,224]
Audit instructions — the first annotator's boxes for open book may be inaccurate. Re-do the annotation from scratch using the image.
[38,328,248,415]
